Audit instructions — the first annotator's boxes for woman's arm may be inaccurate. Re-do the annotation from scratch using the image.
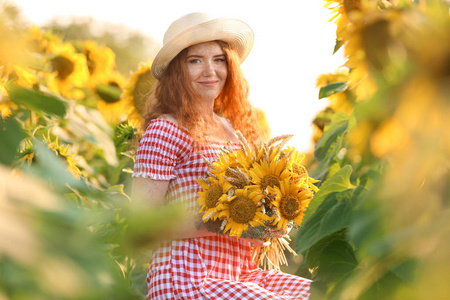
[131,177,218,240]
[131,177,169,207]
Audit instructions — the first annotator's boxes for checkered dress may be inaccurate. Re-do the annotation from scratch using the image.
[133,119,312,300]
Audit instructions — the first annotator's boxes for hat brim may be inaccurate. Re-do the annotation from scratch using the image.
[151,18,254,79]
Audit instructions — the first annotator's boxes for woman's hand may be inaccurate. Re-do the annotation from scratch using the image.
[270,225,292,238]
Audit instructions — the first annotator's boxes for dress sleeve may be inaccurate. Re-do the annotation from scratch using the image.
[132,119,191,180]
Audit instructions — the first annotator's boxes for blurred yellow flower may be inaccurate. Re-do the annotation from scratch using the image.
[1,64,39,88]
[346,119,374,159]
[44,135,82,180]
[370,117,411,158]
[43,42,90,100]
[316,69,353,114]
[122,61,155,125]
[0,64,39,118]
[23,26,61,55]
[82,40,116,87]
[324,0,354,40]
[95,71,128,125]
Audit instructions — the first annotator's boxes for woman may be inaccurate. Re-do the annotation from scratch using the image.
[132,12,312,300]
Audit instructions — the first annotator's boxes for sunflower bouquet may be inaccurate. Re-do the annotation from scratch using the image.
[196,131,318,269]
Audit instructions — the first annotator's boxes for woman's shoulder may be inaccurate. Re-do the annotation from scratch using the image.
[147,115,180,132]
[144,115,191,143]
[158,114,178,125]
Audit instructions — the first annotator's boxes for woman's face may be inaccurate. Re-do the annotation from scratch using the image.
[186,41,228,103]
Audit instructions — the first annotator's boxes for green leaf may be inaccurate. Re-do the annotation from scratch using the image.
[0,117,28,165]
[65,104,118,166]
[29,142,86,190]
[297,190,352,253]
[8,84,68,117]
[305,229,358,284]
[314,112,355,164]
[305,165,355,220]
[318,81,348,99]
[389,259,418,283]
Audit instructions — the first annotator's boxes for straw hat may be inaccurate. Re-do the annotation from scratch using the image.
[151,12,254,79]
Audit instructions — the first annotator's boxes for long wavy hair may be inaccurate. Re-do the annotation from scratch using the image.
[141,40,261,144]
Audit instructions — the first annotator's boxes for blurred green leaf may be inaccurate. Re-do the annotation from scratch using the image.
[66,104,118,166]
[28,142,87,191]
[0,116,28,165]
[318,81,348,99]
[297,189,354,253]
[305,165,355,220]
[8,84,68,117]
[314,113,355,164]
[305,229,358,286]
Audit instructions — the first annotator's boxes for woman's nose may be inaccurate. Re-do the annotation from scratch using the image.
[203,62,215,76]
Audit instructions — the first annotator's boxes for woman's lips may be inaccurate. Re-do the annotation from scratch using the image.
[198,81,218,87]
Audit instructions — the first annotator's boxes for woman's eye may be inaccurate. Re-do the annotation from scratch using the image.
[189,59,201,64]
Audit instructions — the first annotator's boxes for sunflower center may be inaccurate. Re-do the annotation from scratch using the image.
[95,83,122,103]
[260,174,280,190]
[51,56,74,80]
[205,184,223,208]
[229,195,256,224]
[279,195,301,220]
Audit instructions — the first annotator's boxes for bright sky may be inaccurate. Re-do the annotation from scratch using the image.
[12,0,344,152]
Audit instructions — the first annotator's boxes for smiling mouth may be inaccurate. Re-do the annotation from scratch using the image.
[198,81,218,87]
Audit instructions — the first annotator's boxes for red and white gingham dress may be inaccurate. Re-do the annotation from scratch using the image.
[133,119,312,300]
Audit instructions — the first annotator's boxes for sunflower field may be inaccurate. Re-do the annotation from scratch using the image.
[1,0,449,299]
[297,0,450,299]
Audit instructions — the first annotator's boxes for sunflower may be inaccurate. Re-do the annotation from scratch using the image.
[204,147,254,189]
[248,155,291,199]
[23,26,61,55]
[268,178,312,231]
[95,71,128,125]
[324,0,358,42]
[0,64,39,118]
[1,64,39,89]
[44,135,82,179]
[82,40,116,87]
[217,187,272,237]
[324,1,404,102]
[15,136,82,179]
[121,61,156,125]
[285,146,319,193]
[196,174,233,221]
[43,42,90,100]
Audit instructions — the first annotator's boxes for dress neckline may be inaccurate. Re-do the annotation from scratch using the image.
[153,118,241,146]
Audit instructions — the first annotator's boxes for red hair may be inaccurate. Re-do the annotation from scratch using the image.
[141,41,261,144]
